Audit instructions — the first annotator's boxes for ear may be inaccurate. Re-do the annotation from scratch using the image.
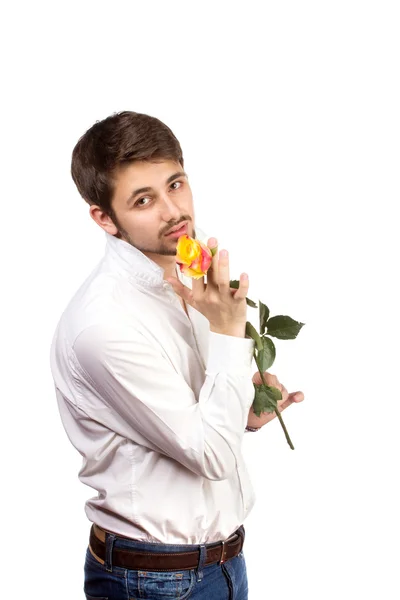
[89,205,119,235]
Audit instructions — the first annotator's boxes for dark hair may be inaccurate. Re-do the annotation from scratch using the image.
[71,111,184,217]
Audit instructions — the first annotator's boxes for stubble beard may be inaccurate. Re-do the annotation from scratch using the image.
[111,216,196,257]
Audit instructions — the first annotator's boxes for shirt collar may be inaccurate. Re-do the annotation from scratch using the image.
[104,226,208,289]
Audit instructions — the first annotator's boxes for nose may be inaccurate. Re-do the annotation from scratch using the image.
[159,193,182,224]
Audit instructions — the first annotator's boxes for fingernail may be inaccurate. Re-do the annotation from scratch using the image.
[220,250,228,258]
[209,237,218,247]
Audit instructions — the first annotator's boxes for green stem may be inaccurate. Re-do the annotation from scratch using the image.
[256,359,295,450]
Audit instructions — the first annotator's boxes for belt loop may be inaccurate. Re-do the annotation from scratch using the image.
[195,543,207,582]
[218,540,228,565]
[104,532,117,573]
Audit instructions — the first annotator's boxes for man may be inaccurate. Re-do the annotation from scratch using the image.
[50,110,304,599]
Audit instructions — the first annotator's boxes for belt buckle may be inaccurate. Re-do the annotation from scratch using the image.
[219,539,228,565]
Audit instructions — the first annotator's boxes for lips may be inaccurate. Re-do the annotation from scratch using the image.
[165,222,188,236]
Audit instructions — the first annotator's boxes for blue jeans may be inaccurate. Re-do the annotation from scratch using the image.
[84,525,248,600]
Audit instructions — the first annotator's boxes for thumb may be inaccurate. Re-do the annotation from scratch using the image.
[165,277,186,302]
[165,277,178,291]
[288,391,304,403]
[165,277,192,304]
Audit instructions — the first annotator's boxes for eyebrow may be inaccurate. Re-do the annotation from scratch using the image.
[126,171,187,206]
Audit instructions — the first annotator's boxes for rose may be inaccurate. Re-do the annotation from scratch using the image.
[175,234,305,449]
[176,234,215,279]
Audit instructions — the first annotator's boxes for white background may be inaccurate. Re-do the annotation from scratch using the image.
[1,1,399,598]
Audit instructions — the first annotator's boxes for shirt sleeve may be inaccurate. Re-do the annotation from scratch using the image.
[73,323,255,482]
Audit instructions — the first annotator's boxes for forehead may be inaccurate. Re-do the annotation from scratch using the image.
[114,159,183,186]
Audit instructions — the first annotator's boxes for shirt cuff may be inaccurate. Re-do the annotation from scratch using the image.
[206,331,255,377]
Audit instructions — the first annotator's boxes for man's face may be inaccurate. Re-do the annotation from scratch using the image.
[103,159,196,259]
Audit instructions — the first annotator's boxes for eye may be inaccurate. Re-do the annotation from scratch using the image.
[134,181,183,207]
[135,196,151,207]
[170,180,183,190]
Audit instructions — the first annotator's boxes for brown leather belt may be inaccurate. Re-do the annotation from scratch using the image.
[89,524,245,571]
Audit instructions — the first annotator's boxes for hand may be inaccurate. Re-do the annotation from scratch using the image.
[246,371,304,429]
[166,237,250,335]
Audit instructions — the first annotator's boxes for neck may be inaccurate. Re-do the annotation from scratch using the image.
[143,252,179,281]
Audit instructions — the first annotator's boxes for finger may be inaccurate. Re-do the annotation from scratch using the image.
[190,271,207,297]
[205,237,219,287]
[217,249,231,296]
[251,371,277,386]
[232,272,250,301]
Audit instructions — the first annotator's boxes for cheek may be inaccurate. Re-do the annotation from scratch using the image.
[183,190,194,211]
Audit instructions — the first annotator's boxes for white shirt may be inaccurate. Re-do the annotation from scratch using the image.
[49,228,257,544]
